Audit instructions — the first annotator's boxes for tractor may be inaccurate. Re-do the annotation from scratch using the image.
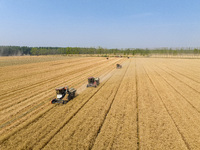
[116,64,122,69]
[87,77,100,87]
[51,86,76,104]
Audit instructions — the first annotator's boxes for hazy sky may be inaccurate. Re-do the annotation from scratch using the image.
[0,0,200,48]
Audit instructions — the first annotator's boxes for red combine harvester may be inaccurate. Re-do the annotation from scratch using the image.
[87,77,100,88]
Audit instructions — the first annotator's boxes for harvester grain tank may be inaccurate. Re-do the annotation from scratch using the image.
[51,86,76,104]
[87,77,100,87]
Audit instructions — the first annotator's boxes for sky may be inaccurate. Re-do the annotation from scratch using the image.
[0,0,200,49]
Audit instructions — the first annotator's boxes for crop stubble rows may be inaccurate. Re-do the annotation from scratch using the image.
[0,57,125,136]
[0,56,200,149]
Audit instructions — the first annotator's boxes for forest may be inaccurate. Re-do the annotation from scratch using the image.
[0,46,199,56]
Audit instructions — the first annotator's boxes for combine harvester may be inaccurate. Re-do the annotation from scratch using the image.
[116,64,122,69]
[51,86,76,104]
[87,77,100,88]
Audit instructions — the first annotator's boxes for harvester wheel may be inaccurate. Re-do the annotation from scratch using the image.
[51,99,56,104]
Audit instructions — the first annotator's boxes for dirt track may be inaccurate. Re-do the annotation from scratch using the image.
[0,56,200,149]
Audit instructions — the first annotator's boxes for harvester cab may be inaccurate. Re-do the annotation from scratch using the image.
[116,64,122,69]
[56,87,66,99]
[51,86,76,104]
[87,77,100,87]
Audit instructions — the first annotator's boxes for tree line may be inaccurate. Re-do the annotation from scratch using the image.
[0,46,31,56]
[0,46,200,56]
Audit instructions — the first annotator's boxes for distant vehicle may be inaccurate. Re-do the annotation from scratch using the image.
[51,86,76,104]
[116,64,122,69]
[87,77,100,88]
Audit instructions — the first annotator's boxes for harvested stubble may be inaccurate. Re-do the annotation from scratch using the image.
[0,57,120,125]
[0,56,125,141]
[92,59,137,150]
[42,60,131,150]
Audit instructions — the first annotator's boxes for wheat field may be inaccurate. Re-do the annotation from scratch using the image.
[0,56,200,150]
